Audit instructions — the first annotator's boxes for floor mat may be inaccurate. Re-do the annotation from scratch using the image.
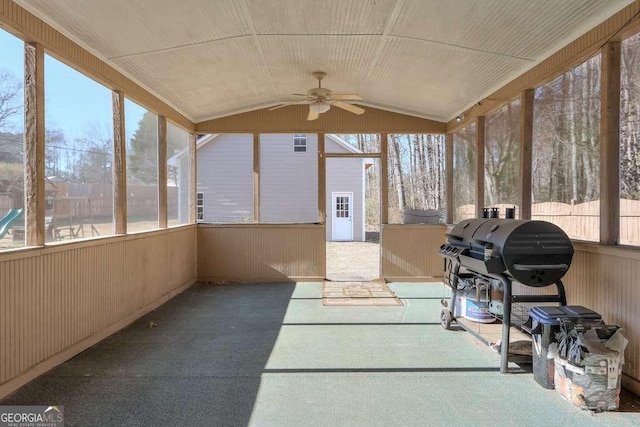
[322,280,403,306]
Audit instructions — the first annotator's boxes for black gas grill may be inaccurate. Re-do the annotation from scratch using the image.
[439,218,573,373]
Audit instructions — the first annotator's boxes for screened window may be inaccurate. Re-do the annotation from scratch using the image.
[388,134,446,224]
[261,133,317,223]
[452,124,476,223]
[0,29,25,251]
[532,54,601,241]
[197,134,253,223]
[620,33,640,245]
[328,134,381,153]
[44,54,113,242]
[294,134,307,152]
[125,99,159,232]
[485,98,521,217]
[167,123,190,226]
[197,192,204,222]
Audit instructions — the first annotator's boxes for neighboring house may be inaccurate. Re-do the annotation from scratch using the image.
[173,133,370,241]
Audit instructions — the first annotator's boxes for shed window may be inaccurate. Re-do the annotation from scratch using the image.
[294,134,307,152]
[197,192,204,221]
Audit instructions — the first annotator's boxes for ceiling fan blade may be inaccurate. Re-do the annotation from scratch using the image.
[269,101,309,111]
[332,101,365,115]
[291,93,308,97]
[307,109,319,121]
[269,103,293,111]
[332,94,362,100]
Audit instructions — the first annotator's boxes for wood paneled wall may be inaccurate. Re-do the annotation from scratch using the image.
[381,224,446,281]
[197,224,325,282]
[0,226,197,399]
[558,243,640,395]
[196,104,446,134]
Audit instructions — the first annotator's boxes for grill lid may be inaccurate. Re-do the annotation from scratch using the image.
[444,219,574,287]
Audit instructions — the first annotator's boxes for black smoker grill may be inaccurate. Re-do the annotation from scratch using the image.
[439,218,573,373]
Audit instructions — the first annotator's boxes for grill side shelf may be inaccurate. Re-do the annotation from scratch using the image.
[458,254,506,275]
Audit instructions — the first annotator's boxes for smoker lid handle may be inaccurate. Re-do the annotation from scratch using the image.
[445,233,463,241]
[471,238,490,245]
[512,263,568,271]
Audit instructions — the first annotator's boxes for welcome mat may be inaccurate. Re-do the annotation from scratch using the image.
[322,280,403,306]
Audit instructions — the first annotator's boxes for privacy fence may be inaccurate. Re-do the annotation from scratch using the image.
[456,200,640,244]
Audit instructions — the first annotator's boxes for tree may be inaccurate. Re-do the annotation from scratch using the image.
[484,99,521,206]
[75,123,113,184]
[128,111,187,185]
[0,71,21,132]
[128,112,159,185]
[621,35,640,200]
[452,124,476,220]
[532,55,600,205]
[0,70,23,205]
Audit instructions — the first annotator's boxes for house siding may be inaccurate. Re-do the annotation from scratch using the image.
[196,134,253,223]
[260,134,318,223]
[194,133,365,241]
[326,157,364,241]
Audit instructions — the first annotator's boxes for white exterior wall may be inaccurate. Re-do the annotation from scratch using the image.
[326,155,365,241]
[260,134,318,223]
[196,134,253,223]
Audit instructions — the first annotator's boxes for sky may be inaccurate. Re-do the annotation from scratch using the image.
[0,28,146,144]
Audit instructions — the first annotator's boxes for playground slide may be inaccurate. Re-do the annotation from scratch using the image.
[0,208,24,239]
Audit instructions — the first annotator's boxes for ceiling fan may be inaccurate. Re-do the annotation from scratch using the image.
[269,71,365,121]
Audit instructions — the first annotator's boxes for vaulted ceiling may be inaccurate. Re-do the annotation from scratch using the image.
[16,0,635,123]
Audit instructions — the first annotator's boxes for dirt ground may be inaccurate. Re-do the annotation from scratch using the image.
[326,241,380,281]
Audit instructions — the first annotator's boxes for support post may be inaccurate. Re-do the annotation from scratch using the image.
[318,133,326,223]
[253,133,260,222]
[600,41,621,245]
[380,133,389,225]
[519,89,534,220]
[158,116,167,228]
[189,133,197,224]
[24,42,45,246]
[499,275,512,374]
[445,133,454,224]
[112,90,127,234]
[475,116,486,218]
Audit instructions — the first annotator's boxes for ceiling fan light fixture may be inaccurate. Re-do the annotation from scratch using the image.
[310,102,331,114]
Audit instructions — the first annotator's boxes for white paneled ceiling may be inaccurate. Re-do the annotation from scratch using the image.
[16,0,636,122]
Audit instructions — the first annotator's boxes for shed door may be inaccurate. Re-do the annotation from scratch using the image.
[332,192,353,241]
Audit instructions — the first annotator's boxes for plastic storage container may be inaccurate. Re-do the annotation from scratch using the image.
[529,305,602,389]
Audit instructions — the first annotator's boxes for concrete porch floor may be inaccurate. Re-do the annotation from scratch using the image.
[2,282,639,426]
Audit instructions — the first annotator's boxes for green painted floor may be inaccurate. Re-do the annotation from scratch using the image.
[2,282,638,426]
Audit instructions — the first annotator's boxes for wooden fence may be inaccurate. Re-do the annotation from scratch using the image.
[456,200,640,244]
[0,185,178,219]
